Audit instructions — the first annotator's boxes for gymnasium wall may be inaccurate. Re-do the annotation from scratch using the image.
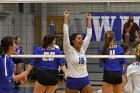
[1,3,140,54]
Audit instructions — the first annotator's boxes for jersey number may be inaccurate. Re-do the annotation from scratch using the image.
[42,52,55,61]
[109,50,115,59]
[79,57,85,64]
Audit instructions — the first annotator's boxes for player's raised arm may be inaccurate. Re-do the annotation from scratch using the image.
[82,12,92,52]
[64,11,69,25]
[85,12,92,28]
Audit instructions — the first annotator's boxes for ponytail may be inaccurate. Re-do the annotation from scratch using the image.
[99,31,114,62]
[99,39,110,62]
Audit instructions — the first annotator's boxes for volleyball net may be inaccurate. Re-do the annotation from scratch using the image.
[11,55,136,58]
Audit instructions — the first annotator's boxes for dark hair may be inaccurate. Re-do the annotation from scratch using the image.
[121,44,129,53]
[135,43,140,62]
[99,31,114,62]
[0,46,4,55]
[14,36,20,43]
[0,36,14,55]
[42,34,55,49]
[128,16,134,23]
[70,33,82,46]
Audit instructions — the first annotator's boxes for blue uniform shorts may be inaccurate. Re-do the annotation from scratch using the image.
[66,76,90,91]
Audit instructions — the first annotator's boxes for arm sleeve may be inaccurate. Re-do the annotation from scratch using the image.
[121,64,126,75]
[118,45,126,64]
[98,47,105,68]
[82,28,92,52]
[20,46,24,54]
[29,48,38,66]
[124,75,134,93]
[118,45,127,74]
[63,24,71,53]
[124,65,134,92]
[0,58,14,83]
[29,58,36,66]
[99,62,105,68]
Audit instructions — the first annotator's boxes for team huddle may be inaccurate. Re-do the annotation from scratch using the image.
[0,11,140,93]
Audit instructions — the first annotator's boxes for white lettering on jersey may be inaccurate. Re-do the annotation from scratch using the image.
[109,50,115,59]
[42,52,55,61]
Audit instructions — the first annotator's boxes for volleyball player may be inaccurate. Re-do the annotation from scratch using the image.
[63,11,93,93]
[12,36,24,87]
[13,36,24,74]
[96,44,130,93]
[0,36,27,93]
[124,43,140,93]
[26,34,67,93]
[98,31,126,93]
[121,44,130,88]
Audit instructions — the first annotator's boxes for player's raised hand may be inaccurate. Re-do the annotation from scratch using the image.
[64,11,69,25]
[64,11,69,17]
[85,12,92,28]
[85,12,92,19]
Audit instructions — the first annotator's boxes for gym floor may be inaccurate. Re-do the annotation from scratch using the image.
[14,79,102,93]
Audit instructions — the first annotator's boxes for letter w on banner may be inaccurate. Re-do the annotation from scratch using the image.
[89,13,140,41]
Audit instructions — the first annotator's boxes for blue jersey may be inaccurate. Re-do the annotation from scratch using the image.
[13,45,24,60]
[0,55,15,89]
[30,46,64,70]
[16,45,24,54]
[99,45,126,72]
